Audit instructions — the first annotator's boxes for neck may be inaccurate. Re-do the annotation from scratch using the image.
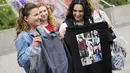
[31,26,37,31]
[41,20,48,26]
[30,24,37,30]
[75,19,84,23]
[30,27,40,35]
[74,20,84,25]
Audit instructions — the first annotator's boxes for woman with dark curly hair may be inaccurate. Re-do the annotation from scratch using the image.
[59,0,113,73]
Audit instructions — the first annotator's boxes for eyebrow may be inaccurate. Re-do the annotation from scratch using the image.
[73,9,83,11]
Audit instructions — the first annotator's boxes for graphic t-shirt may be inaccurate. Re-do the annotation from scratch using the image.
[76,30,102,66]
[64,22,112,73]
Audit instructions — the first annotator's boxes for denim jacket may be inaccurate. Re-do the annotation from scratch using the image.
[15,30,40,73]
[15,28,69,73]
[38,27,68,73]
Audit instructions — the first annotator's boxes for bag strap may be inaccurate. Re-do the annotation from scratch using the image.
[42,26,50,33]
[96,9,102,18]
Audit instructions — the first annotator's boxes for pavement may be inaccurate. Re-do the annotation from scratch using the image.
[0,52,24,73]
[112,25,130,73]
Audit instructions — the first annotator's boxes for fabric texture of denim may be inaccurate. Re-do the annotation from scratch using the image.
[15,28,69,73]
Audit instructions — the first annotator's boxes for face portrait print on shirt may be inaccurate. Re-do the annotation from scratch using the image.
[76,30,102,66]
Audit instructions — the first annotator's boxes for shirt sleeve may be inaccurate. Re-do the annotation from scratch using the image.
[15,37,38,67]
[59,22,68,37]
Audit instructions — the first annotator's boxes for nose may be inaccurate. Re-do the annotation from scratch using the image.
[40,12,46,18]
[75,12,80,16]
[38,13,42,19]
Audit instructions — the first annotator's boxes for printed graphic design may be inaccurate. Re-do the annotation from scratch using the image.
[76,30,102,66]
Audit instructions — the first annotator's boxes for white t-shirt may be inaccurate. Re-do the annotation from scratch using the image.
[59,9,111,37]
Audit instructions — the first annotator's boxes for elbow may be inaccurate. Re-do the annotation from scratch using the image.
[17,56,30,67]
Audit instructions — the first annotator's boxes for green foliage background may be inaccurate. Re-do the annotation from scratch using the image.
[0,0,7,4]
[105,0,128,5]
[100,0,130,8]
[0,0,17,30]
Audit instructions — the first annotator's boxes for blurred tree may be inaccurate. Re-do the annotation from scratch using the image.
[100,0,129,8]
[0,0,7,4]
[104,0,128,6]
[0,5,16,30]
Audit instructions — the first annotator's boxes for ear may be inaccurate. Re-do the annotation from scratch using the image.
[23,16,28,22]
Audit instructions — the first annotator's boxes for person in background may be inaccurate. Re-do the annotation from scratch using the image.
[37,3,59,32]
[86,0,112,28]
[37,2,69,73]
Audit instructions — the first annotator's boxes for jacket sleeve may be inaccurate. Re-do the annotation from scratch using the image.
[15,37,34,67]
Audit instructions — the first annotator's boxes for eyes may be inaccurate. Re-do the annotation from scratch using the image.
[39,9,47,14]
[34,13,39,16]
[73,9,84,13]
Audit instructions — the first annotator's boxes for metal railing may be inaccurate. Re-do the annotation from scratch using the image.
[0,4,8,7]
[6,0,18,16]
[100,0,115,7]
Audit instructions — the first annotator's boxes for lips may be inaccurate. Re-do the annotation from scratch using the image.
[75,17,81,20]
[41,15,46,18]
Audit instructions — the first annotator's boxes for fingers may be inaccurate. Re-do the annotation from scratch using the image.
[33,36,42,42]
[60,34,64,40]
[32,36,42,47]
[108,24,113,28]
[60,28,66,39]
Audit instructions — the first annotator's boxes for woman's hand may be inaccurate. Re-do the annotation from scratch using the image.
[32,36,42,47]
[60,28,66,40]
[108,24,112,28]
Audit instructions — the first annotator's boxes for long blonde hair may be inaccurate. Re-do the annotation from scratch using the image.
[37,3,59,31]
[86,0,97,11]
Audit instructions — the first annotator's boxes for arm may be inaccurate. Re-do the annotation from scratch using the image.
[59,22,67,39]
[15,37,34,67]
[15,35,41,68]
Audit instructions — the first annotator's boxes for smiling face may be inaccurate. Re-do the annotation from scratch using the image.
[24,8,40,29]
[73,4,84,22]
[39,6,48,23]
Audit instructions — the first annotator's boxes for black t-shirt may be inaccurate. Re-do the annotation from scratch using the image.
[64,22,112,73]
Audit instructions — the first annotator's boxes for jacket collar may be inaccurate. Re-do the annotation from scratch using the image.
[28,29,38,37]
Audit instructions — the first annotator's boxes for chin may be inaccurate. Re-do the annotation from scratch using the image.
[41,19,46,22]
[76,20,82,22]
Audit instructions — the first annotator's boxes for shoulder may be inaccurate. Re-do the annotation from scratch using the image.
[15,31,31,44]
[17,31,29,39]
[59,22,68,32]
[92,9,100,18]
[61,22,67,27]
[91,9,104,23]
[92,9,106,15]
[95,9,111,24]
